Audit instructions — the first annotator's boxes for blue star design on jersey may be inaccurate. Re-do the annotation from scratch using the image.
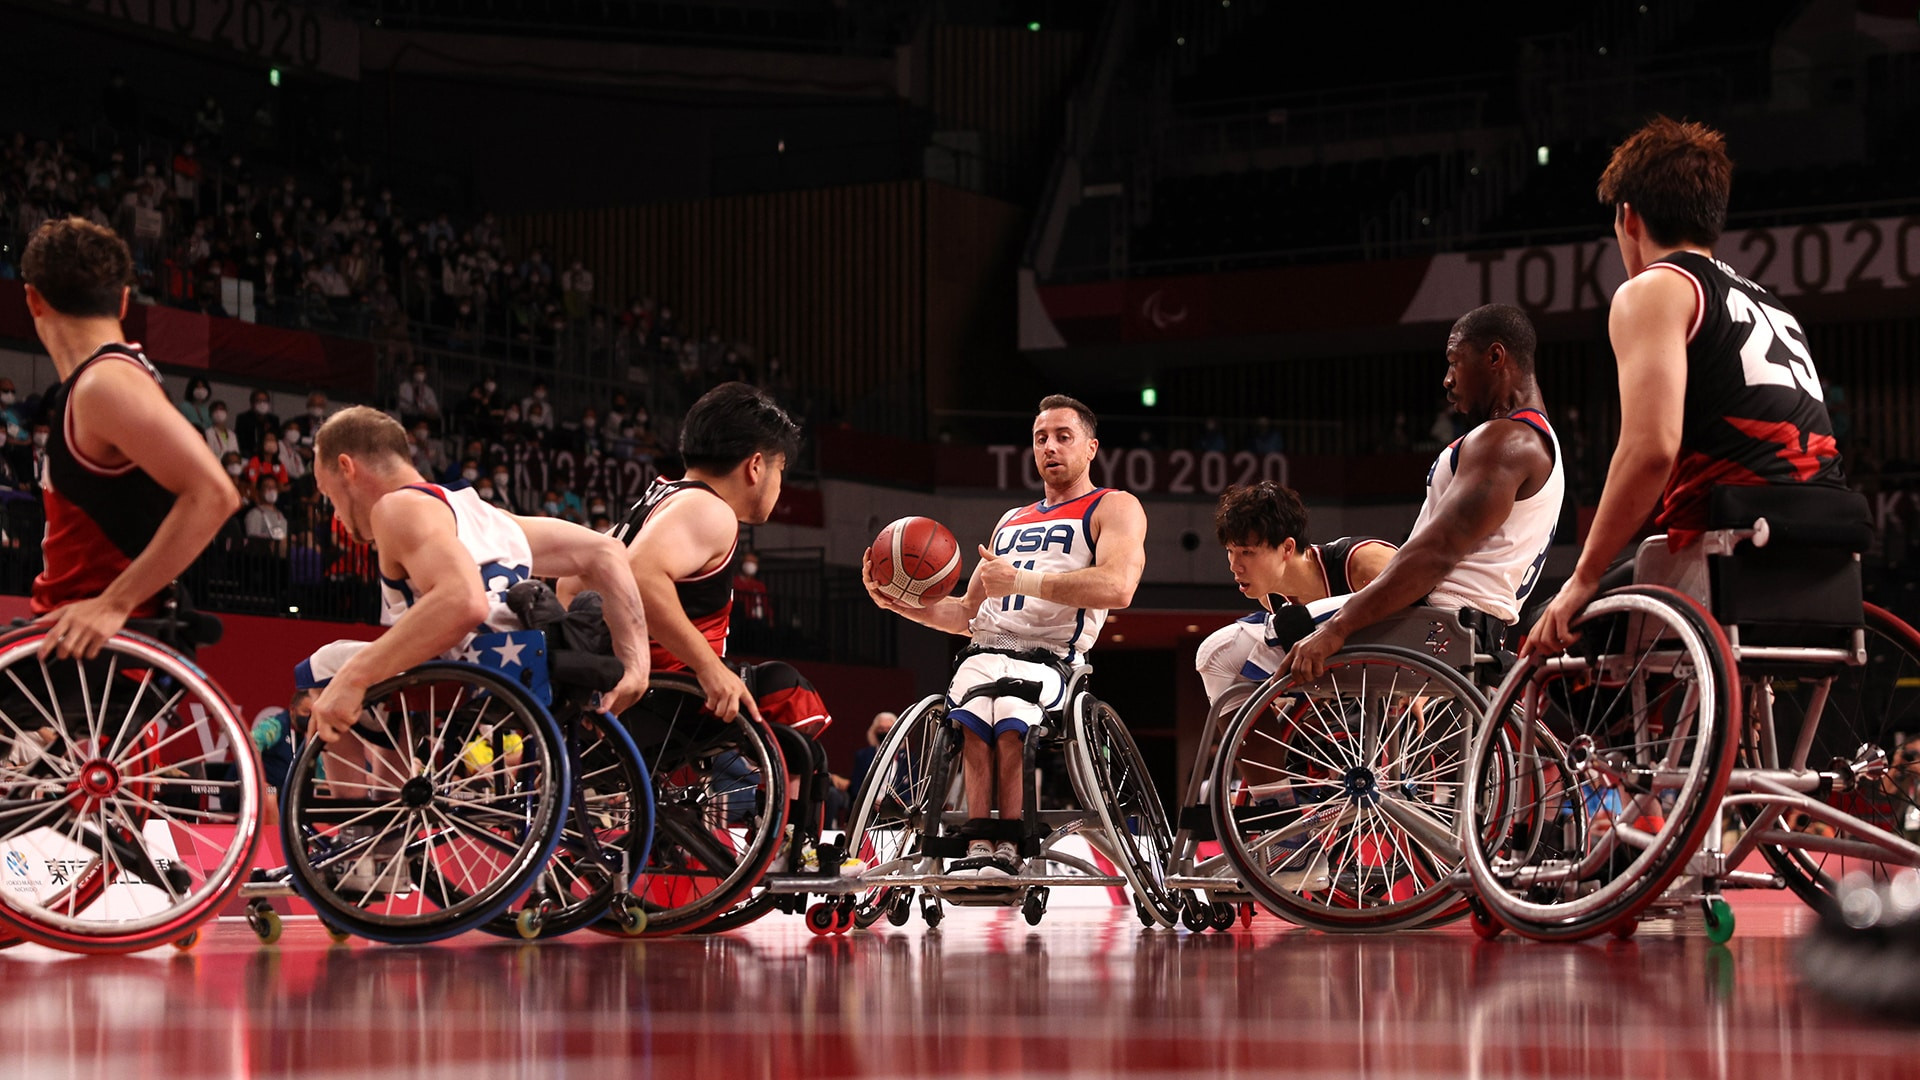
[490,638,528,669]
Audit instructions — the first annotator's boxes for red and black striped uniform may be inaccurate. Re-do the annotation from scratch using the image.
[610,477,737,673]
[32,344,175,616]
[1648,251,1845,545]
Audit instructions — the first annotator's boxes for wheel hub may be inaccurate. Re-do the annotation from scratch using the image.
[1342,766,1379,804]
[69,758,122,812]
[401,776,435,808]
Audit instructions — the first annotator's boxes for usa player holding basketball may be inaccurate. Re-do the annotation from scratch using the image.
[863,395,1147,878]
[1528,117,1843,654]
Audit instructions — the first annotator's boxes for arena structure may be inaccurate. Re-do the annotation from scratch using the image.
[1,0,1920,1075]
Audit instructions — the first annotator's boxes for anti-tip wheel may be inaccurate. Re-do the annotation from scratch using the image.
[886,894,912,927]
[612,896,649,937]
[172,930,201,952]
[249,908,284,946]
[515,908,546,941]
[323,922,353,945]
[1704,898,1735,944]
[1469,905,1504,941]
[806,903,839,936]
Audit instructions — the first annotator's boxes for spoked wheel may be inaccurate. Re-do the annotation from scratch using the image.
[844,695,950,930]
[0,628,262,952]
[617,674,788,936]
[1460,586,1739,941]
[1209,648,1485,932]
[1736,603,1920,911]
[1069,696,1180,928]
[280,662,569,944]
[484,711,652,940]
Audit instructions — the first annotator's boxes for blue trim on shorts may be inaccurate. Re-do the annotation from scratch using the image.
[950,707,1029,741]
[295,658,326,689]
[1240,660,1272,681]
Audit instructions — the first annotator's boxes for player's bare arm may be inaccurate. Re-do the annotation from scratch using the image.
[309,491,490,741]
[1346,541,1396,592]
[41,360,240,660]
[626,491,762,721]
[1287,425,1549,680]
[974,490,1147,609]
[516,514,651,714]
[1527,270,1691,654]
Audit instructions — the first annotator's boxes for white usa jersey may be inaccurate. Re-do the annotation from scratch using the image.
[968,488,1113,663]
[1414,408,1564,624]
[378,483,533,635]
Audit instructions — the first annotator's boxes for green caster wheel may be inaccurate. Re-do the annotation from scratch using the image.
[1703,897,1735,944]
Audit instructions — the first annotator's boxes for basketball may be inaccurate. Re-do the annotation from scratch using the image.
[869,516,963,607]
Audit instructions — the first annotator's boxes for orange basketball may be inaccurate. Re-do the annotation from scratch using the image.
[869,516,962,608]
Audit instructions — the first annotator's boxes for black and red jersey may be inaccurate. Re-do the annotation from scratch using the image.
[1649,251,1844,543]
[32,344,176,616]
[610,476,737,673]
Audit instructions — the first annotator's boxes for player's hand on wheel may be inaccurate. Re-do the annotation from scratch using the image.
[1523,576,1599,658]
[696,662,761,723]
[1284,623,1348,684]
[309,679,368,744]
[37,595,134,661]
[601,666,650,717]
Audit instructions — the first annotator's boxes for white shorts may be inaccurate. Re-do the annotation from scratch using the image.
[945,651,1067,741]
[1194,594,1352,704]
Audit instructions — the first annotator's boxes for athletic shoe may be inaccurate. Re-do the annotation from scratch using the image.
[991,841,1022,877]
[948,839,996,878]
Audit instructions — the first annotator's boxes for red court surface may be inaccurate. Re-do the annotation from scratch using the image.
[1,891,1913,1079]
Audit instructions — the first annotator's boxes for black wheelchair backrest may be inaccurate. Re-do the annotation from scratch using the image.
[1708,484,1868,629]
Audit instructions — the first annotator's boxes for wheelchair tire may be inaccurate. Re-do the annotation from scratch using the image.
[844,695,951,927]
[1743,602,1920,912]
[279,662,569,944]
[1069,696,1181,928]
[618,673,788,936]
[1208,647,1486,932]
[483,711,652,940]
[1460,586,1739,941]
[0,626,263,953]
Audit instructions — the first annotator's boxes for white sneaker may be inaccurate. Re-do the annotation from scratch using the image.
[991,841,1022,877]
[949,840,995,878]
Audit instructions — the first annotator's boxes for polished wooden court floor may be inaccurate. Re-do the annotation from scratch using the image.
[1,892,1913,1079]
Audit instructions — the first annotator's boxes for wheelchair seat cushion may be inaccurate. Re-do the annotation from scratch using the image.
[1708,483,1871,553]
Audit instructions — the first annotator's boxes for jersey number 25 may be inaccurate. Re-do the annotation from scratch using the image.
[1727,290,1823,402]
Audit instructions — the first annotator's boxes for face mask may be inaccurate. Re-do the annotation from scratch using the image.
[589,503,606,516]
[308,406,324,419]
[462,468,478,482]
[582,418,596,430]
[253,401,270,414]
[212,411,228,424]
[31,432,47,448]
[544,501,561,515]
[742,561,759,577]
[226,463,243,477]
[476,486,493,499]
[494,473,510,487]
[412,372,426,383]
[192,387,209,401]
[414,431,429,444]
[534,389,547,401]
[284,429,299,442]
[483,381,496,394]
[262,490,279,504]
[0,393,14,406]
[505,412,520,423]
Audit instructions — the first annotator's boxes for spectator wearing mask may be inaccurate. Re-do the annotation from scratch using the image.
[244,476,290,556]
[245,433,291,488]
[734,550,772,625]
[220,449,248,491]
[179,377,215,430]
[448,457,481,488]
[293,392,330,443]
[489,466,520,512]
[473,473,509,511]
[569,408,605,455]
[409,423,447,477]
[250,690,312,797]
[397,363,440,431]
[278,422,309,485]
[236,389,280,456]
[538,488,565,518]
[206,401,241,459]
[28,422,51,491]
[522,381,556,432]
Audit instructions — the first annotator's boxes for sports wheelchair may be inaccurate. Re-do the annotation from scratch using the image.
[1457,485,1920,941]
[242,629,655,945]
[765,661,1181,933]
[1185,605,1535,932]
[0,603,262,952]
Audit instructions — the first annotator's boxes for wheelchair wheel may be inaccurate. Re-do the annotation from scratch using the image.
[483,711,652,940]
[1069,696,1180,928]
[844,695,952,927]
[279,662,569,944]
[618,673,788,936]
[1208,648,1485,932]
[0,627,262,952]
[690,724,829,935]
[1741,602,1920,909]
[1460,586,1739,941]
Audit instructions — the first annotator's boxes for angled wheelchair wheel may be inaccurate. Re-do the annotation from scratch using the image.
[618,673,788,936]
[1741,603,1920,910]
[279,662,569,944]
[484,711,652,940]
[1069,696,1180,928]
[1460,586,1739,941]
[0,627,262,953]
[845,695,955,926]
[1208,648,1484,932]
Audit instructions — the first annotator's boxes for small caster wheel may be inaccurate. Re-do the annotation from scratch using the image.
[887,893,912,927]
[921,898,943,928]
[1468,905,1503,941]
[1135,897,1154,928]
[515,907,546,941]
[1611,920,1639,941]
[1021,888,1048,926]
[832,903,856,935]
[1239,903,1255,929]
[249,907,284,945]
[172,929,200,952]
[1182,898,1210,932]
[1703,897,1735,944]
[1209,902,1236,931]
[612,895,649,936]
[805,903,838,935]
[324,922,352,945]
